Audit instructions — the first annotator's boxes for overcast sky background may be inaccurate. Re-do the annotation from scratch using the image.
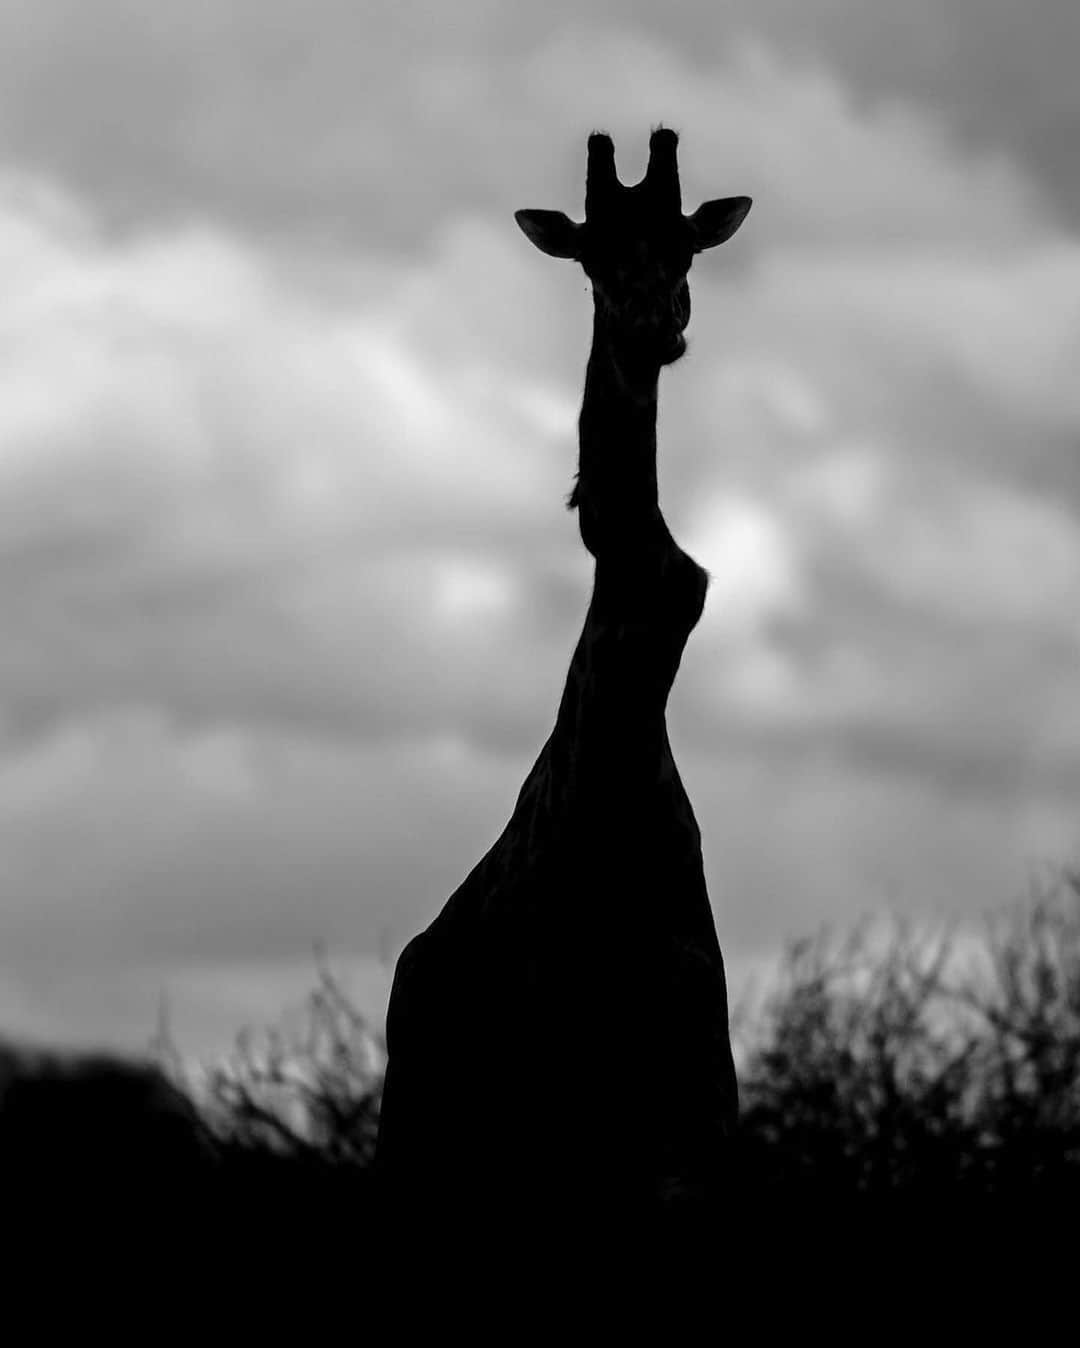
[1,0,1078,1059]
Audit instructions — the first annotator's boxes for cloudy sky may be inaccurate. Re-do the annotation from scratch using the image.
[1,0,1078,1059]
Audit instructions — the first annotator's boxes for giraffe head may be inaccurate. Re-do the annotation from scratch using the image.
[516,129,750,369]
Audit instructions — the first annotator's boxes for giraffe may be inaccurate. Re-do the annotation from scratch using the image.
[375,129,751,1260]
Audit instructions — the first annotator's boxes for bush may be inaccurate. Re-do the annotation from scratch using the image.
[134,869,1080,1285]
[190,954,384,1169]
[733,870,1080,1205]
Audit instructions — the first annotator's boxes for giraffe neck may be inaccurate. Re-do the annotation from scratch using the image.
[539,310,708,820]
[571,310,664,556]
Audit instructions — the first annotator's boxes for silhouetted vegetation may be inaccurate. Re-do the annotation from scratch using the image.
[169,872,1079,1221]
[155,953,383,1261]
[734,870,1080,1207]
[4,873,1078,1287]
[190,953,383,1169]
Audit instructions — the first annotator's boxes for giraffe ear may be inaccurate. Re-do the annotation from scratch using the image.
[514,209,583,260]
[688,196,752,252]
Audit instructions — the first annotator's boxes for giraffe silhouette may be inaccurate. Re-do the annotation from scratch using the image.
[375,129,751,1258]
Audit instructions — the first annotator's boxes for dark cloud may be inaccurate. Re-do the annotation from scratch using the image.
[728,0,1080,229]
[2,0,1072,246]
[0,0,552,245]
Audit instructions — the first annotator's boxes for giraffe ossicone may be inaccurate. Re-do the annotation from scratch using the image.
[376,130,751,1254]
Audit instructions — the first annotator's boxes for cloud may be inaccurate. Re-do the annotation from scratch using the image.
[719,0,1080,228]
[523,33,1048,252]
[0,708,523,966]
[0,4,1061,250]
[0,173,584,751]
[677,739,1080,955]
[1,16,1080,1053]
[2,32,1077,785]
[755,246,1080,427]
[2,30,1078,785]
